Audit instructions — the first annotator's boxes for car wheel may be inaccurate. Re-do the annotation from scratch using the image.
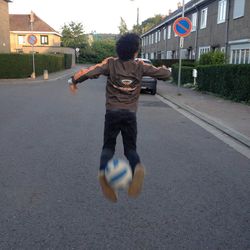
[151,88,156,95]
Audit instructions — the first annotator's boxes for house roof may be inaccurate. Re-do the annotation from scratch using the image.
[9,12,59,35]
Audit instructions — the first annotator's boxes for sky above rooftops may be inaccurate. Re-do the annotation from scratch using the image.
[9,0,191,34]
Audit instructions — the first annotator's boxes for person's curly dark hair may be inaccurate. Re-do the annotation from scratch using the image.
[116,33,141,61]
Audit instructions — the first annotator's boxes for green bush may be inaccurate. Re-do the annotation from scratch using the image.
[0,53,71,78]
[172,65,194,85]
[198,51,226,65]
[197,64,250,102]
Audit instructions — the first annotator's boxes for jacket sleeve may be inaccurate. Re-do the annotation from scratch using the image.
[72,58,110,84]
[142,62,171,81]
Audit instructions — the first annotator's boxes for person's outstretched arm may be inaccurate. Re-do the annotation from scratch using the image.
[141,62,171,81]
[68,58,110,93]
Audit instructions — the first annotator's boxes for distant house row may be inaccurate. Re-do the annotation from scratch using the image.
[141,0,250,64]
[0,0,74,63]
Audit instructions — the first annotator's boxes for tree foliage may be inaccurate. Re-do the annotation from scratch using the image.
[61,22,88,48]
[118,17,128,35]
[140,15,164,33]
[79,39,116,63]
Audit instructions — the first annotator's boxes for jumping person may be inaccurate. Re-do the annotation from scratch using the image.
[68,33,171,202]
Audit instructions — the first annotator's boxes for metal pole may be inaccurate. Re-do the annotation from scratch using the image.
[30,17,36,79]
[137,7,139,26]
[177,0,185,95]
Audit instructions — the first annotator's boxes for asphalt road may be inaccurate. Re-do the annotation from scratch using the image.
[0,76,249,249]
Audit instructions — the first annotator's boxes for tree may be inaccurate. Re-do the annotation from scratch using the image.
[118,17,128,35]
[91,40,116,62]
[132,24,142,35]
[141,15,164,33]
[79,39,116,64]
[61,22,88,48]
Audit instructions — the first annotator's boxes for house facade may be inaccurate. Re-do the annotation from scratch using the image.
[141,0,250,64]
[9,12,62,53]
[0,0,11,53]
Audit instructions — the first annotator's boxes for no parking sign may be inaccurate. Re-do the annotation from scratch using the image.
[173,17,192,37]
[27,34,37,45]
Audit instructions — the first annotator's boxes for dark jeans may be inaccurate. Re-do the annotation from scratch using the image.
[100,109,140,173]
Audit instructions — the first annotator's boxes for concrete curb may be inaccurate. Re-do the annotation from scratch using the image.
[157,91,250,149]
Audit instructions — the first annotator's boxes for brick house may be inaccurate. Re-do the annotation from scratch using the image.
[141,0,250,64]
[0,0,11,53]
[9,12,62,53]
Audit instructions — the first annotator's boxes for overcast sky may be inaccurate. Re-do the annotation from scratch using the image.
[9,0,190,34]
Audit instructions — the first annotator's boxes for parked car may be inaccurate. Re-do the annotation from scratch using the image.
[135,58,157,95]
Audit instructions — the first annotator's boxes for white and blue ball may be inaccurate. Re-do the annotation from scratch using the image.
[105,158,132,190]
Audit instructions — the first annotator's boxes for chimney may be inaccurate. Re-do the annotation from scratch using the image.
[30,11,35,23]
[177,1,182,9]
[168,9,172,15]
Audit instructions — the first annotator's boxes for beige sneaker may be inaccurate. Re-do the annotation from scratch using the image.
[128,164,145,198]
[98,173,117,202]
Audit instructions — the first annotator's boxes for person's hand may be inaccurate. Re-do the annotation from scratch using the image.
[162,65,172,72]
[69,83,78,94]
[68,78,78,94]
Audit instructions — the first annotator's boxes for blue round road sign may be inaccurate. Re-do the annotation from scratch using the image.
[173,17,192,37]
[27,34,37,45]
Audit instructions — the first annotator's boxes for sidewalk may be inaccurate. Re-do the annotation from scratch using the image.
[157,81,250,148]
[0,65,81,85]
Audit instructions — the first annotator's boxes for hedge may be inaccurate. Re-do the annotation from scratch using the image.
[197,64,250,102]
[172,65,194,85]
[0,53,72,79]
[151,59,195,67]
[64,54,72,69]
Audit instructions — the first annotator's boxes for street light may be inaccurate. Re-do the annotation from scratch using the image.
[130,0,139,26]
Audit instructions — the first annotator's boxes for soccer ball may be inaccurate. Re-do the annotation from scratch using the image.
[105,158,132,190]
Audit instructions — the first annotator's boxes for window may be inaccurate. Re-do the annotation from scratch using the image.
[230,48,250,64]
[233,0,245,19]
[199,46,210,58]
[218,0,227,23]
[155,32,157,43]
[191,12,197,31]
[163,27,166,40]
[200,8,208,29]
[158,30,161,42]
[41,35,48,45]
[161,51,165,59]
[221,47,226,53]
[166,51,172,59]
[18,35,26,45]
[167,25,171,39]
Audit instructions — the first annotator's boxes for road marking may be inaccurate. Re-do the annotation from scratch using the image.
[156,95,250,160]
